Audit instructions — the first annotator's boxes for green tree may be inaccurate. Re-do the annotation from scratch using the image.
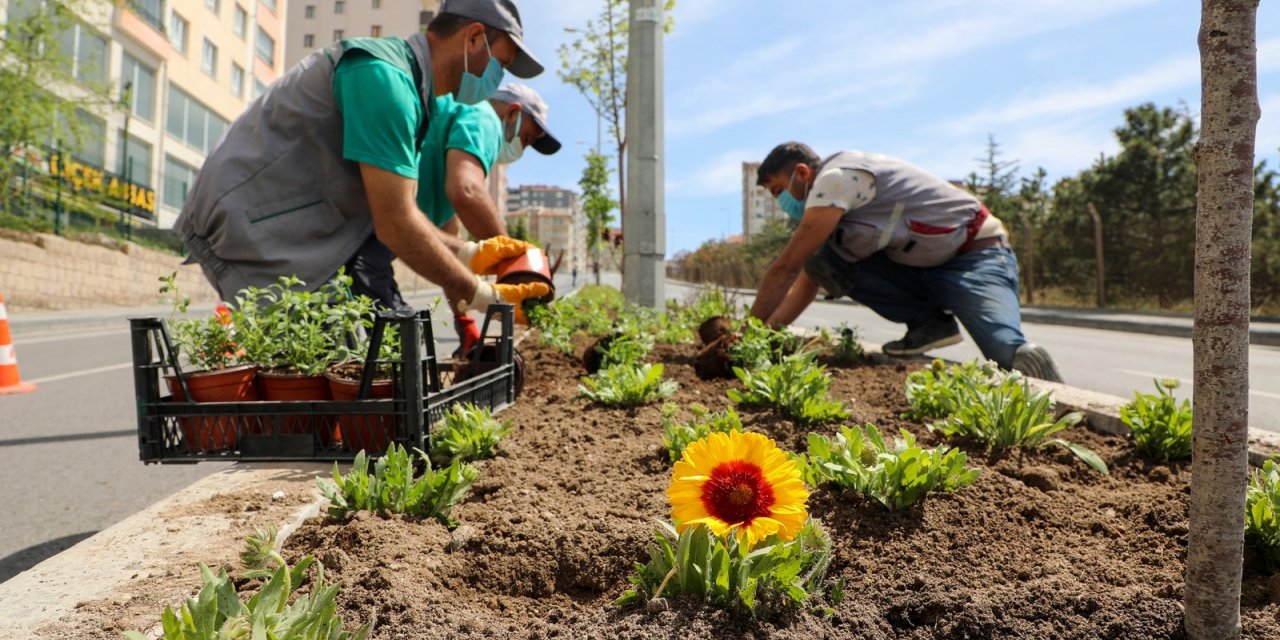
[1,0,115,216]
[509,215,529,242]
[965,134,1020,218]
[579,149,617,284]
[1252,153,1280,311]
[557,0,675,238]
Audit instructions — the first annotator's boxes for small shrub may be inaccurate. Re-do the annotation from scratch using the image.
[429,403,512,465]
[660,403,743,464]
[1246,459,1280,571]
[729,317,801,368]
[800,424,981,510]
[579,362,678,407]
[124,527,368,640]
[728,352,849,425]
[904,358,1008,420]
[318,444,478,527]
[830,323,864,365]
[597,331,654,369]
[614,519,833,618]
[930,376,1109,474]
[527,285,627,353]
[1120,378,1192,462]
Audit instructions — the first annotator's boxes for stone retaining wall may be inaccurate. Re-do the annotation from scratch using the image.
[0,230,215,311]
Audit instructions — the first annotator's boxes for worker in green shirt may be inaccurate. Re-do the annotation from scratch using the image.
[177,0,551,322]
[416,83,562,349]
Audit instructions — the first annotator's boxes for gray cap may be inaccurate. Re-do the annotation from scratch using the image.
[491,83,561,155]
[439,0,543,79]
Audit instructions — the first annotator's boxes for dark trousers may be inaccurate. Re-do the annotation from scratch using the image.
[344,235,410,311]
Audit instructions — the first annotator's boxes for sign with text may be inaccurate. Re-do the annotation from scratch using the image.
[47,153,157,219]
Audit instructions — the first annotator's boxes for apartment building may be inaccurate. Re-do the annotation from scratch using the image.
[741,161,783,238]
[1,0,286,228]
[505,184,585,273]
[285,0,440,69]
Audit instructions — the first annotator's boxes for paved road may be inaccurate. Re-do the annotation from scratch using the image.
[0,270,580,584]
[665,281,1280,433]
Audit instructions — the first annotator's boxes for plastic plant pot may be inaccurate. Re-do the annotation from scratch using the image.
[165,364,259,453]
[494,247,557,303]
[324,368,396,455]
[256,370,335,445]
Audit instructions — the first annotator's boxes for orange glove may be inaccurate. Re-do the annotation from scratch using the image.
[455,236,533,276]
[465,280,553,325]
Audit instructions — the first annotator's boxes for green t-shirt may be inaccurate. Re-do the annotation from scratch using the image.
[332,49,423,179]
[416,94,503,227]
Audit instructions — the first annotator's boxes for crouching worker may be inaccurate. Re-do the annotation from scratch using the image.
[747,142,1063,382]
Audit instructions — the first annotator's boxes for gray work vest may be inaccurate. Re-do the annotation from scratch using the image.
[822,151,992,268]
[176,34,434,299]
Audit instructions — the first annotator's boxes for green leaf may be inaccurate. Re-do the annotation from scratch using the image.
[1049,438,1109,475]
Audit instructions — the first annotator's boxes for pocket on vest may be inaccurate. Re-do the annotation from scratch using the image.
[834,219,884,260]
[247,194,346,240]
[886,220,966,267]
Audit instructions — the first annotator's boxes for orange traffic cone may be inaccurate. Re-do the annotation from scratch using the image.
[0,291,36,395]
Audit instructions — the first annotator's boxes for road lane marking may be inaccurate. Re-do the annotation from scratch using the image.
[25,362,132,385]
[16,328,129,345]
[1118,368,1280,399]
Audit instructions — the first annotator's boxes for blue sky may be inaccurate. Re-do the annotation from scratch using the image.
[503,0,1280,255]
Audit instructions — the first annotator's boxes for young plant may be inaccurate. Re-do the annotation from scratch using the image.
[231,271,371,374]
[527,285,627,353]
[660,403,743,464]
[799,424,981,510]
[596,330,654,369]
[159,272,240,371]
[428,402,512,465]
[830,323,864,365]
[578,362,678,407]
[124,528,368,640]
[614,519,833,618]
[1246,458,1280,572]
[904,358,1008,420]
[727,352,849,425]
[930,376,1109,474]
[1120,378,1193,462]
[729,316,801,368]
[319,443,478,527]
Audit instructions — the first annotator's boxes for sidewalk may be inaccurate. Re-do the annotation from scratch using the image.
[1017,305,1280,347]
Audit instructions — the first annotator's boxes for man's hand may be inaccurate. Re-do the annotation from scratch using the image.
[466,280,552,324]
[456,236,532,275]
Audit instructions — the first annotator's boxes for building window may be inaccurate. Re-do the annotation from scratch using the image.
[334,1,344,14]
[333,29,343,40]
[304,4,315,18]
[119,132,153,187]
[55,19,109,86]
[231,63,244,98]
[370,25,381,37]
[201,38,217,77]
[262,0,277,12]
[168,12,187,54]
[163,156,198,210]
[121,53,157,122]
[166,85,230,154]
[256,28,275,66]
[205,0,219,14]
[56,108,106,169]
[126,0,163,31]
[372,0,380,7]
[254,78,267,98]
[233,4,247,39]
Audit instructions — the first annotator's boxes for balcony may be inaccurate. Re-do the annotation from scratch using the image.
[122,0,164,34]
[115,0,172,59]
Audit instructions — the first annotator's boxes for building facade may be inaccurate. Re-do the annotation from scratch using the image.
[741,160,783,238]
[504,184,584,275]
[284,0,440,69]
[2,0,287,228]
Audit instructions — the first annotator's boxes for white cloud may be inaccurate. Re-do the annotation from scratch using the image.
[667,147,757,197]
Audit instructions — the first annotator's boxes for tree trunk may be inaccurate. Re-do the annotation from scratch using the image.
[1185,1,1258,638]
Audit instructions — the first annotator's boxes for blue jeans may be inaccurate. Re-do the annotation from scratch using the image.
[805,244,1027,368]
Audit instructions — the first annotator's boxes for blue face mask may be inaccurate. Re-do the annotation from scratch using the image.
[777,169,808,220]
[457,34,504,105]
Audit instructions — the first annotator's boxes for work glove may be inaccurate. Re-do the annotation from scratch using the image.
[455,236,532,276]
[464,280,552,325]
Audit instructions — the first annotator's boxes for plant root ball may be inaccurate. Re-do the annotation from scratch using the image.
[695,333,737,380]
[697,316,734,345]
[582,333,618,374]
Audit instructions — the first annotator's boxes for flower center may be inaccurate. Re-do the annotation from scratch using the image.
[700,460,775,527]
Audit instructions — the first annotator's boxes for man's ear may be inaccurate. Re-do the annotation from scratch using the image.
[795,162,814,182]
[506,102,523,119]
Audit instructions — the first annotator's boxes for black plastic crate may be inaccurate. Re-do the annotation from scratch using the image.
[132,304,516,463]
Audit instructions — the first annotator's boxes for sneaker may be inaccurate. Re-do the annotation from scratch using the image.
[882,312,963,357]
[1012,344,1064,383]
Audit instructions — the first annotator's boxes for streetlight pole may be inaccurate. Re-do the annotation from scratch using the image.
[119,80,133,238]
[623,0,665,307]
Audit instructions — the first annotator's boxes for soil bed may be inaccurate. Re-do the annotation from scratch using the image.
[281,338,1280,639]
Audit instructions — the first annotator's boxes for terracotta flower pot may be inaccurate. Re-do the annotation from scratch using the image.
[165,364,259,453]
[495,247,557,303]
[325,368,396,455]
[256,370,335,444]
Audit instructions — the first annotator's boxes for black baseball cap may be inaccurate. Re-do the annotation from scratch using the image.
[439,0,543,78]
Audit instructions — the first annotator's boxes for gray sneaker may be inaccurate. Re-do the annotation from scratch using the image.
[883,313,963,357]
[1012,344,1064,383]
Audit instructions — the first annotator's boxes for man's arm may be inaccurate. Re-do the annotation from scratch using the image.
[749,206,842,322]
[359,162,477,304]
[445,150,507,239]
[767,271,821,327]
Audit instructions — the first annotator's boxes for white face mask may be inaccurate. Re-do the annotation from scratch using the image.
[496,111,525,165]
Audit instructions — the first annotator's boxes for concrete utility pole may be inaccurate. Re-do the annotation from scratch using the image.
[623,0,665,307]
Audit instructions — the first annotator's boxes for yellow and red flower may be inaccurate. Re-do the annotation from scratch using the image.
[667,430,808,548]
